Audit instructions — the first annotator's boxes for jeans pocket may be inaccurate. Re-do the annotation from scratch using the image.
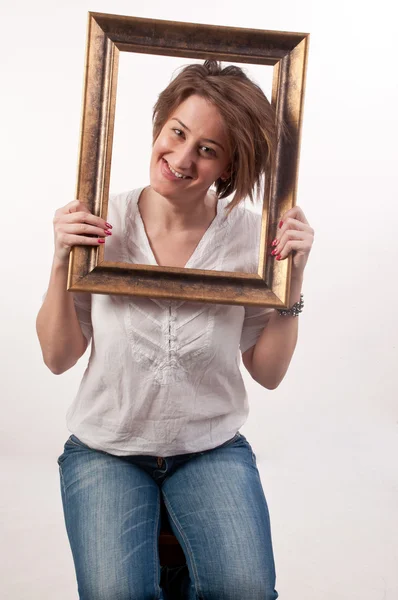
[225,432,257,465]
[239,434,257,464]
[57,435,90,465]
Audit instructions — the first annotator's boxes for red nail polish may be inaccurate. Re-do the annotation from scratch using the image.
[271,249,278,256]
[105,222,113,229]
[271,239,278,246]
[276,254,282,260]
[279,220,284,229]
[104,230,112,236]
[98,239,105,244]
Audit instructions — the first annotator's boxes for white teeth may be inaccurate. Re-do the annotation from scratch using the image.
[166,161,188,179]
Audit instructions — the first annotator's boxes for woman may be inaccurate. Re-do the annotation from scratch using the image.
[37,60,313,600]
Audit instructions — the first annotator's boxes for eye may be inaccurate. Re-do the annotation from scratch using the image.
[200,146,216,157]
[172,128,184,137]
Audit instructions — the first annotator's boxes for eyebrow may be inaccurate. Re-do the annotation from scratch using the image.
[171,118,225,151]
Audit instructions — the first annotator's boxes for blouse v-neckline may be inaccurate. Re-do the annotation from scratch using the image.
[134,187,224,270]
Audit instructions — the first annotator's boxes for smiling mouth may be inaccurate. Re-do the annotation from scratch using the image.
[163,158,192,179]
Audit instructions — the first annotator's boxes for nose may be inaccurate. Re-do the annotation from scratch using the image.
[172,143,196,174]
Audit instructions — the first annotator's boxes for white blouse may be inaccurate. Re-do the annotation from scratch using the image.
[64,187,274,457]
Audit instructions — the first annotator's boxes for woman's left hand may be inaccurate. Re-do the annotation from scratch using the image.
[271,206,314,277]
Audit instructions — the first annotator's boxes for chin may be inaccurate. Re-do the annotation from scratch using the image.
[149,178,179,201]
[149,165,186,201]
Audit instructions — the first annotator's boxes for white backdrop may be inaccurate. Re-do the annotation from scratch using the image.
[1,0,397,598]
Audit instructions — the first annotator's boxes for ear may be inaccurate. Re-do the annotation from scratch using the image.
[220,165,232,182]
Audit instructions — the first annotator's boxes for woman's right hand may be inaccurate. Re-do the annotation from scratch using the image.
[53,199,112,265]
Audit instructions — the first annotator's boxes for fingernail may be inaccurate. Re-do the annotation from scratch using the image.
[104,229,112,236]
[98,239,105,244]
[271,239,278,246]
[105,222,113,229]
[279,220,284,229]
[271,249,278,256]
[276,254,282,260]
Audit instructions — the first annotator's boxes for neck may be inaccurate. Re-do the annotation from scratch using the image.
[138,186,217,234]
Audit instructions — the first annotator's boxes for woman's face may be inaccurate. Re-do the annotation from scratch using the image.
[149,94,231,202]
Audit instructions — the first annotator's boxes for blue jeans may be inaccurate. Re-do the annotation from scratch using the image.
[57,432,278,600]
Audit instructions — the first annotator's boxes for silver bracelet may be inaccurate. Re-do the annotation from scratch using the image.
[277,294,304,317]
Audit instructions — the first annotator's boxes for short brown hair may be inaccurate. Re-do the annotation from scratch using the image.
[152,60,278,211]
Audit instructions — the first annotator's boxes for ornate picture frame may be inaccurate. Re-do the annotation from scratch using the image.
[68,12,309,307]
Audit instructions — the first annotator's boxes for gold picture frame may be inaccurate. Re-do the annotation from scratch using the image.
[68,11,309,308]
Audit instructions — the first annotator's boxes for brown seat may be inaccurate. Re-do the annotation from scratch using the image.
[159,495,186,567]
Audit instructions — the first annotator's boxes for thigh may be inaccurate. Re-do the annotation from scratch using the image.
[162,433,278,600]
[57,435,163,600]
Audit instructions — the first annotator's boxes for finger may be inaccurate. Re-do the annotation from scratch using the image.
[60,223,112,238]
[274,229,304,252]
[276,224,314,247]
[271,222,312,251]
[272,229,303,257]
[54,211,112,233]
[276,220,314,249]
[275,239,313,260]
[279,217,312,234]
[57,232,108,249]
[55,200,89,216]
[66,211,112,231]
[68,201,87,214]
[279,206,309,226]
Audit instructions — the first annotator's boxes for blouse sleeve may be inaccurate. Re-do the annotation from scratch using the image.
[72,292,92,343]
[240,305,275,354]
